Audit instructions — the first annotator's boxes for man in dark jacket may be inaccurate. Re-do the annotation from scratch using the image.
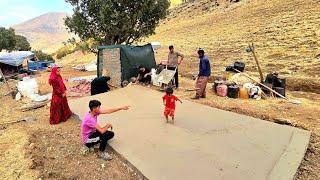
[136,65,152,85]
[192,49,211,99]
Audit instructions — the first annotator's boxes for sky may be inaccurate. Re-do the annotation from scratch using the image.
[0,0,73,28]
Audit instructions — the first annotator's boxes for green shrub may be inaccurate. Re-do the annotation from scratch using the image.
[33,50,54,62]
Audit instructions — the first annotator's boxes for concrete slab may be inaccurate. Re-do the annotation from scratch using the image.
[69,85,310,180]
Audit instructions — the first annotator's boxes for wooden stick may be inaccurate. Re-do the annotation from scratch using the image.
[233,68,301,104]
[0,119,24,126]
[0,117,34,126]
[249,43,264,82]
[20,100,50,112]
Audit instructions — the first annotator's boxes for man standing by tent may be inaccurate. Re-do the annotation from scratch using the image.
[167,45,184,89]
[192,49,211,99]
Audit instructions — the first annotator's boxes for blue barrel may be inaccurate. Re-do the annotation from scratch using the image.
[28,61,38,71]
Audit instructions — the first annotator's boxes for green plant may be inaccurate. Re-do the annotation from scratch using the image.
[0,27,16,51]
[65,0,170,48]
[33,50,55,62]
[15,35,31,51]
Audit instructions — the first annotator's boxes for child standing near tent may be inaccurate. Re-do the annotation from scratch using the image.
[162,87,182,124]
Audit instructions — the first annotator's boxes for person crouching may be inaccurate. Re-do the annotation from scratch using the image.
[81,100,130,160]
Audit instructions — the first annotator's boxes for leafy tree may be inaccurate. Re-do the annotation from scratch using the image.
[15,35,31,51]
[0,27,16,52]
[65,0,170,48]
[33,50,55,62]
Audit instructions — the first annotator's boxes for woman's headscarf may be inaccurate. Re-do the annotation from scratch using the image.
[49,66,66,90]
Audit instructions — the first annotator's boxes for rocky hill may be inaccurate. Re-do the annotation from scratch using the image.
[12,12,72,53]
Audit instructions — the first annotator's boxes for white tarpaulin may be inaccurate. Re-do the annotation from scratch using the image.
[0,51,34,66]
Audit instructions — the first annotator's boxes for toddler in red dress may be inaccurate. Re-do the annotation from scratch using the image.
[162,87,182,124]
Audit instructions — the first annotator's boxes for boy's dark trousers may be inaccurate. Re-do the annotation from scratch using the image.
[85,131,114,151]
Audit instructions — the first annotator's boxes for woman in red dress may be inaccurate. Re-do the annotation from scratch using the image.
[49,66,72,125]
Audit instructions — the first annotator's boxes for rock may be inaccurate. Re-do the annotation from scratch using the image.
[101,163,105,168]
[28,160,36,169]
[15,92,22,101]
[23,117,35,122]
[29,143,36,150]
[80,146,90,156]
[274,118,294,125]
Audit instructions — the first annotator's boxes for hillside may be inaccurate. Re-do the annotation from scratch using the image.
[57,0,320,91]
[12,12,72,53]
[2,1,320,179]
[144,0,320,92]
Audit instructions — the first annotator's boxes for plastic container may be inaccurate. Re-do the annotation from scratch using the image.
[216,84,228,97]
[227,85,239,98]
[17,78,39,98]
[213,80,224,93]
[239,87,249,99]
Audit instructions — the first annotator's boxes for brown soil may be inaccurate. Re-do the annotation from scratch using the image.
[0,72,138,180]
[1,0,320,178]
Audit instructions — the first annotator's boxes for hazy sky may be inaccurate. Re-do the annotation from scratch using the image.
[0,0,73,28]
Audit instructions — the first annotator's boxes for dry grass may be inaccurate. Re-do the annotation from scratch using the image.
[144,0,320,92]
[0,79,137,180]
[58,51,97,67]
[2,0,319,179]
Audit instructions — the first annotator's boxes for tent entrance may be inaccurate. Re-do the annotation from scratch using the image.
[97,44,156,87]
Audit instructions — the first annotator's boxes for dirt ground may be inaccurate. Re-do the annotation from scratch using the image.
[1,0,319,179]
[0,71,138,180]
[0,68,319,179]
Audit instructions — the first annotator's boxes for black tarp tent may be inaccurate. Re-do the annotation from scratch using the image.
[97,44,156,86]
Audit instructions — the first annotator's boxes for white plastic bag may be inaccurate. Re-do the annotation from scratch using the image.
[17,78,39,98]
[15,92,22,101]
[151,68,160,86]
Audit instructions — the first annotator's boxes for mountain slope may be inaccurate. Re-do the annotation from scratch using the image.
[145,0,320,85]
[12,12,72,53]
